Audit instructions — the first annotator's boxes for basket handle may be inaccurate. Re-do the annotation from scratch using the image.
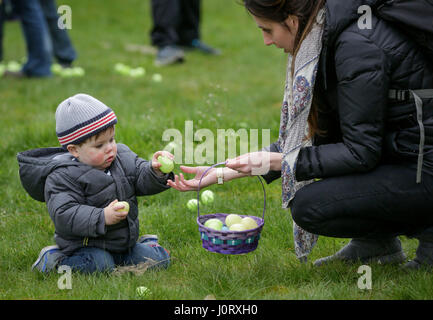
[196,161,266,221]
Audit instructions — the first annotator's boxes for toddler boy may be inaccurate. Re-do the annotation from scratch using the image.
[17,93,173,274]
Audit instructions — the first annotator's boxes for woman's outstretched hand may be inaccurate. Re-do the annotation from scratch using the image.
[225,151,276,175]
[167,166,216,191]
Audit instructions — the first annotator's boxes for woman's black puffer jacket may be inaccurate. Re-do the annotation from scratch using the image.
[294,0,433,182]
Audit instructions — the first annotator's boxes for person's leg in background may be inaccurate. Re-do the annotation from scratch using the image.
[38,0,76,67]
[0,1,5,63]
[178,0,200,46]
[178,0,220,55]
[150,0,184,66]
[290,164,433,267]
[1,0,19,64]
[10,0,51,77]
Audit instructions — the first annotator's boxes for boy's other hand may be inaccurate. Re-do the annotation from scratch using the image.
[104,199,128,225]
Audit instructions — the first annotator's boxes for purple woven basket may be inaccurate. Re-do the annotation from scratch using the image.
[196,162,266,254]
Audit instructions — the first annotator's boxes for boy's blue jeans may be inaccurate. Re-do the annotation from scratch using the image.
[59,242,170,274]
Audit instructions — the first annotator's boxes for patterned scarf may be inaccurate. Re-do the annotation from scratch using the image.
[278,8,325,262]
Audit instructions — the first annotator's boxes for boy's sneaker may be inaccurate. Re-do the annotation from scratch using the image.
[138,234,159,244]
[32,245,63,273]
[154,46,184,66]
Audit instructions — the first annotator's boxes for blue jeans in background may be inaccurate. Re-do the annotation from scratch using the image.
[59,242,171,274]
[12,0,51,76]
[11,0,76,76]
[39,0,76,66]
[0,5,4,62]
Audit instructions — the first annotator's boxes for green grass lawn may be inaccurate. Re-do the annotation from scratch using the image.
[0,0,431,300]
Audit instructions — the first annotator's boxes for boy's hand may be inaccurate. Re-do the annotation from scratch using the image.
[151,151,175,175]
[104,199,128,225]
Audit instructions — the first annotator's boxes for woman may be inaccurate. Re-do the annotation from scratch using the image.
[167,0,433,269]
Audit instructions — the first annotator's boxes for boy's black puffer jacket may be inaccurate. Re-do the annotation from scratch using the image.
[17,143,173,255]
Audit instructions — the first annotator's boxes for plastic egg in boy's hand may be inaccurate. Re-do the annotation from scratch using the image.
[157,155,174,173]
[201,190,214,205]
[116,201,130,213]
[225,214,242,227]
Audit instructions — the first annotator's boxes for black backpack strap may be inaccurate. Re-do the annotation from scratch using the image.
[411,90,425,184]
[388,89,433,101]
[388,89,433,183]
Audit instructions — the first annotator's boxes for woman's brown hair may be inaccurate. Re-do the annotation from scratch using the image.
[243,0,326,139]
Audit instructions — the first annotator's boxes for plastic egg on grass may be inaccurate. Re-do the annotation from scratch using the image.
[241,217,258,230]
[225,214,242,227]
[229,223,247,232]
[136,286,151,297]
[114,63,131,75]
[152,73,163,82]
[129,67,145,77]
[114,62,125,71]
[51,63,63,75]
[187,199,200,211]
[7,61,21,72]
[204,218,223,230]
[201,190,214,205]
[73,67,85,77]
[60,68,75,78]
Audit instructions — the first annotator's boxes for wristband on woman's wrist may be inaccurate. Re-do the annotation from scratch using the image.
[216,168,224,184]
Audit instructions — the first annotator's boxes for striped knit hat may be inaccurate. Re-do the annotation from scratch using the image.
[55,94,117,147]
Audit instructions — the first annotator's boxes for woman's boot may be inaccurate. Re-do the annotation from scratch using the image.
[404,240,433,270]
[314,237,407,266]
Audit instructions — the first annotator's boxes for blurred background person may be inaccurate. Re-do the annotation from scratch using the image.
[0,0,16,63]
[150,0,220,66]
[0,1,4,63]
[3,0,76,78]
[39,0,77,69]
[0,1,4,62]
